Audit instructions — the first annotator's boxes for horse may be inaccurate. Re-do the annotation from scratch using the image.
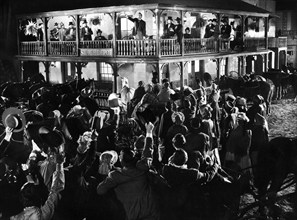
[262,69,291,100]
[254,137,297,219]
[218,75,275,115]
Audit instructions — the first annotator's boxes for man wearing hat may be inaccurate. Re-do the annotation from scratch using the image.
[65,21,76,41]
[174,17,183,44]
[163,16,175,38]
[97,122,159,220]
[80,20,93,41]
[50,22,60,41]
[94,29,107,41]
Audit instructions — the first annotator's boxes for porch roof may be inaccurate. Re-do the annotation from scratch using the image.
[18,0,271,18]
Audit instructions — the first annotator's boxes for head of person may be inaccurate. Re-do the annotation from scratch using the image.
[20,182,43,209]
[138,12,142,20]
[169,148,188,166]
[119,148,136,168]
[172,112,185,125]
[167,17,173,24]
[185,27,190,34]
[163,81,170,88]
[172,133,186,149]
[134,135,145,154]
[69,22,74,27]
[145,84,153,93]
[190,117,201,130]
[138,80,144,87]
[175,17,181,24]
[97,29,102,36]
[82,20,87,26]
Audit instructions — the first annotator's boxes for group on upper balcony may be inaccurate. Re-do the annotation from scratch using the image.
[17,10,276,57]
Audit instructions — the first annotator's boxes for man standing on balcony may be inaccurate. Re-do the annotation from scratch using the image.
[126,12,146,40]
[65,22,76,41]
[80,20,93,41]
[164,16,175,38]
[58,22,67,41]
[175,17,183,45]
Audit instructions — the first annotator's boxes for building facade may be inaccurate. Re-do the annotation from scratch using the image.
[15,0,287,108]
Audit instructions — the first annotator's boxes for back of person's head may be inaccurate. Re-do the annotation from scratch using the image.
[120,148,136,167]
[190,117,201,130]
[172,133,186,149]
[145,84,153,93]
[20,182,42,208]
[169,149,188,166]
[184,99,191,109]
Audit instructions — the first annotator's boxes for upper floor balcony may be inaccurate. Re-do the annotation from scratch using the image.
[17,5,279,59]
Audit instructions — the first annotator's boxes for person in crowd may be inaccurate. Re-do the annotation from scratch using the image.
[247,94,266,128]
[204,19,215,38]
[158,101,175,142]
[220,18,232,39]
[184,27,192,38]
[94,29,107,41]
[37,22,44,41]
[97,122,160,220]
[10,152,65,220]
[126,12,146,40]
[174,17,183,44]
[162,112,188,163]
[50,22,59,41]
[225,112,252,176]
[163,16,175,38]
[250,113,269,176]
[131,80,146,107]
[80,20,93,41]
[157,81,175,104]
[65,22,76,41]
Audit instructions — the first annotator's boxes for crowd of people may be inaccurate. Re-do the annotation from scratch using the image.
[0,75,271,220]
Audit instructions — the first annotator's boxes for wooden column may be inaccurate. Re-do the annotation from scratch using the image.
[225,57,229,76]
[112,64,118,93]
[44,61,50,82]
[265,17,268,49]
[216,58,221,82]
[44,17,49,56]
[76,62,82,80]
[156,10,161,58]
[76,15,80,56]
[112,12,117,57]
[180,10,184,56]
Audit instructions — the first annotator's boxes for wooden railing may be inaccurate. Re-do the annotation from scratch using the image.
[244,37,266,50]
[20,42,46,55]
[184,38,217,54]
[116,39,156,56]
[80,40,113,49]
[20,36,283,58]
[268,37,287,48]
[48,41,77,56]
[160,39,181,56]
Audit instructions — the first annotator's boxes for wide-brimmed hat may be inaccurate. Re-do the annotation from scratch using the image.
[167,16,173,21]
[2,107,26,133]
[100,150,118,166]
[38,126,65,149]
[175,17,181,22]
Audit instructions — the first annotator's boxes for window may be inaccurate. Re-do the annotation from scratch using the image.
[99,62,113,82]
